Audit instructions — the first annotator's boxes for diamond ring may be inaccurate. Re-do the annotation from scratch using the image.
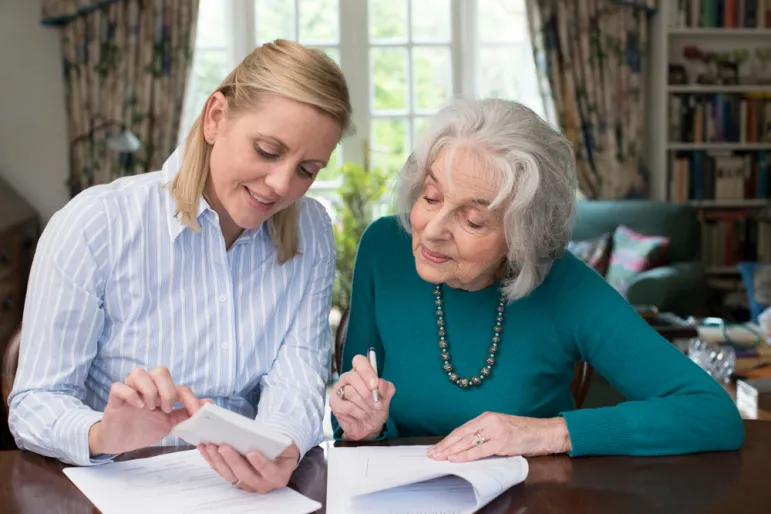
[336,386,346,400]
[472,432,486,446]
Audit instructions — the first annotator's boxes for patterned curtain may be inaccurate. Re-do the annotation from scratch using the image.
[41,0,198,197]
[526,0,656,200]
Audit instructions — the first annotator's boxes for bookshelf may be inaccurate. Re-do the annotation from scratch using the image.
[646,1,771,317]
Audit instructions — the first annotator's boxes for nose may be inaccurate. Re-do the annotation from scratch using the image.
[263,163,295,198]
[422,209,452,242]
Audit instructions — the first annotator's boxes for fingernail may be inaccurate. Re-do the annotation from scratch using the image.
[137,400,144,408]
[369,378,377,388]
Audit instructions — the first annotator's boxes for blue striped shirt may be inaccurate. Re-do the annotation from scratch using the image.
[8,147,335,466]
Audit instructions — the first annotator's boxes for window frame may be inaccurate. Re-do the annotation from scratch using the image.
[185,0,550,201]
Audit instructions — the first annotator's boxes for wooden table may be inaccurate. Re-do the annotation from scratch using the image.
[1,420,770,513]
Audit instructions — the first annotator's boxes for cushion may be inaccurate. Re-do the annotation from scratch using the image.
[567,233,612,275]
[605,225,670,294]
[738,262,771,322]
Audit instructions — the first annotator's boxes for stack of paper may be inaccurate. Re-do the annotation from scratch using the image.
[327,445,529,514]
[63,450,321,514]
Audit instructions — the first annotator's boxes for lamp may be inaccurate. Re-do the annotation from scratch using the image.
[104,128,142,153]
[69,120,142,152]
[68,119,142,195]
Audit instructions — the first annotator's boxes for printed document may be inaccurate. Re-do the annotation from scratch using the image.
[327,445,528,514]
[62,449,321,514]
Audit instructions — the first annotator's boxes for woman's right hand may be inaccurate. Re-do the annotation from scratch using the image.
[330,355,396,441]
[88,366,203,456]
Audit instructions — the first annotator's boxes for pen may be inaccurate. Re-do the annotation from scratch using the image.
[368,347,380,404]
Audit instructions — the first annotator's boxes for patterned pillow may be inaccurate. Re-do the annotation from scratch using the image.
[605,226,670,293]
[567,234,612,275]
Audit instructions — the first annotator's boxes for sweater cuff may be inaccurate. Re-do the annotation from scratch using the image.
[378,417,398,440]
[560,408,635,457]
[331,416,398,441]
[52,409,118,466]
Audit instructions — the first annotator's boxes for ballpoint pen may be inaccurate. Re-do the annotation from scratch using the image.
[368,347,380,403]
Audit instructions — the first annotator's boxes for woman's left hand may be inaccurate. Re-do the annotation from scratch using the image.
[426,412,572,463]
[198,442,300,493]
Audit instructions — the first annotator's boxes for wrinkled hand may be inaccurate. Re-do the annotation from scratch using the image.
[89,366,205,456]
[426,412,572,463]
[198,442,300,493]
[329,355,396,441]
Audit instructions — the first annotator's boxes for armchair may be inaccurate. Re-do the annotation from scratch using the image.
[571,200,706,316]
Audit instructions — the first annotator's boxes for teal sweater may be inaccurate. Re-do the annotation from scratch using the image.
[332,216,744,456]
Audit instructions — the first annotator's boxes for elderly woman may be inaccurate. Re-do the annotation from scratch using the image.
[330,98,744,461]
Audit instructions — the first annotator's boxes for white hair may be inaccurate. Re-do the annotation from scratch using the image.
[396,97,577,302]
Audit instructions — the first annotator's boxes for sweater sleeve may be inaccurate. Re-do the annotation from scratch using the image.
[555,257,744,457]
[332,219,399,440]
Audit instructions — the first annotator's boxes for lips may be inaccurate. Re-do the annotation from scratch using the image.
[243,186,277,212]
[421,246,451,264]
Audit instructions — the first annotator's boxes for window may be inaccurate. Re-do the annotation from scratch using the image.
[181,0,551,220]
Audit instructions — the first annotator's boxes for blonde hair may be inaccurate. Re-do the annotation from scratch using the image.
[169,39,352,263]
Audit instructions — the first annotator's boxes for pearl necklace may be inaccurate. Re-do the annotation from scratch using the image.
[434,284,505,388]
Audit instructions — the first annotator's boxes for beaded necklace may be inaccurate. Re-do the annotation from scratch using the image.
[434,284,505,388]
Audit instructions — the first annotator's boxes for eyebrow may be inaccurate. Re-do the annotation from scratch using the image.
[257,134,328,167]
[426,168,491,207]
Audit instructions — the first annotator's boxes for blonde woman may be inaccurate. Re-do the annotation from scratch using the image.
[9,40,350,494]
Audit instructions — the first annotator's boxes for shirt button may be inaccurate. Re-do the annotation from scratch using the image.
[221,342,229,350]
[219,294,227,303]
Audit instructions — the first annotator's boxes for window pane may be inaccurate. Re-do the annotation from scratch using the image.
[306,189,340,222]
[413,117,430,142]
[369,0,407,42]
[316,145,342,182]
[313,47,340,65]
[299,0,339,44]
[413,46,452,112]
[371,118,409,176]
[371,48,408,112]
[255,0,296,43]
[477,0,528,44]
[180,50,228,138]
[197,0,226,47]
[479,46,545,118]
[411,0,451,42]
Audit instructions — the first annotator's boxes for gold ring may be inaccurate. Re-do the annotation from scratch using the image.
[472,432,486,446]
[336,386,345,400]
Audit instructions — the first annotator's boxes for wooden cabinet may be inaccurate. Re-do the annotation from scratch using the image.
[0,178,39,450]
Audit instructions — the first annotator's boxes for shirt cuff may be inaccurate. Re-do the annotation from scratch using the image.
[256,412,320,462]
[560,407,635,457]
[51,409,118,466]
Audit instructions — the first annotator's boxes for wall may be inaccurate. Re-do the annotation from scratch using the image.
[0,0,69,223]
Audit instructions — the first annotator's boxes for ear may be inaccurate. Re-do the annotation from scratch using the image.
[202,91,227,144]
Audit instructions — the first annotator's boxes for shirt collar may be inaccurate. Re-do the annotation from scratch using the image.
[161,146,264,245]
[162,146,212,242]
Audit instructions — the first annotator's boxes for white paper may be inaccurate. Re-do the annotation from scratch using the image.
[327,445,528,514]
[63,449,321,514]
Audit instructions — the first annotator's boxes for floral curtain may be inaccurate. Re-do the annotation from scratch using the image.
[526,0,656,200]
[42,0,198,197]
